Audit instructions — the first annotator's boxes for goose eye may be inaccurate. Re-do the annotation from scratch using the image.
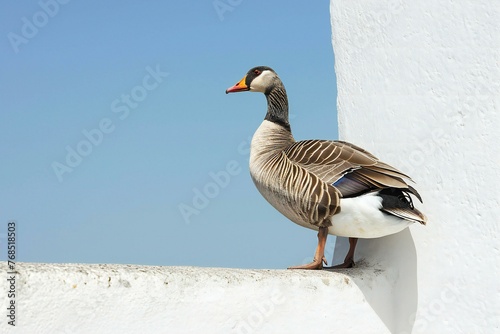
[253,69,261,75]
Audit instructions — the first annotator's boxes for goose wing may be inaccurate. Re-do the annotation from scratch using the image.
[284,140,423,202]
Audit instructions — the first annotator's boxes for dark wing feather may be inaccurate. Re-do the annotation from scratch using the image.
[379,188,427,225]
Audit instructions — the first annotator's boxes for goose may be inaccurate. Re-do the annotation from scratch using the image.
[226,66,426,270]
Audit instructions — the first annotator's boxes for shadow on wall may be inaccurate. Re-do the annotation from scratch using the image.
[332,230,418,334]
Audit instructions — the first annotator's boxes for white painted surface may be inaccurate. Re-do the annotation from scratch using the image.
[330,0,500,332]
[1,262,392,333]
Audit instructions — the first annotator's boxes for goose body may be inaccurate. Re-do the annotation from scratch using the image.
[227,66,426,269]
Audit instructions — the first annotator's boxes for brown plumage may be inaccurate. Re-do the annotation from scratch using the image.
[226,66,426,269]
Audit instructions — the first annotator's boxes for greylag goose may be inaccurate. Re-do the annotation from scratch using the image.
[226,66,426,270]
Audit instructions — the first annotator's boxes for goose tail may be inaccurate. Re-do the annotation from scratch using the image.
[379,188,427,225]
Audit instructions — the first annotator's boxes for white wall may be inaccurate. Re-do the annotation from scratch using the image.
[330,0,499,332]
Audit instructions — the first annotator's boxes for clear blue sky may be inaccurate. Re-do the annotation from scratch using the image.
[0,1,338,268]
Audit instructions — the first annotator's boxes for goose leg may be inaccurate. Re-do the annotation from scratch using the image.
[288,226,328,270]
[327,237,358,269]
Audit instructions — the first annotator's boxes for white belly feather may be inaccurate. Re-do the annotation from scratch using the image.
[328,192,412,238]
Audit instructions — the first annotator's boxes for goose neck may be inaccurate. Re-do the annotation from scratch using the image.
[264,84,290,132]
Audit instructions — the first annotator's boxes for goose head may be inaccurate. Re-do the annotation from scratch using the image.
[226,66,279,94]
[226,66,290,129]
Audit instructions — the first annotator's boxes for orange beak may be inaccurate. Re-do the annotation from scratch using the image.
[225,76,249,94]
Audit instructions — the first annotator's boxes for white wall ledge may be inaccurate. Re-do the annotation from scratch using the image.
[2,262,397,333]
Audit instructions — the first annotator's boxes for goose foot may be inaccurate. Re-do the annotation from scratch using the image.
[288,256,327,270]
[325,237,358,269]
[324,258,355,269]
[288,226,328,270]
